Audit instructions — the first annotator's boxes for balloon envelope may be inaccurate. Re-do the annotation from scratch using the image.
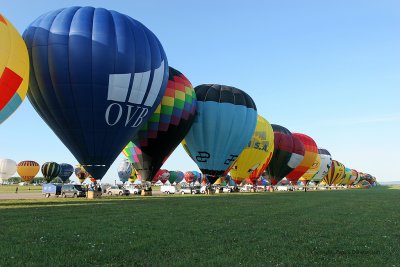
[265,125,305,184]
[75,165,90,184]
[341,168,352,185]
[299,154,320,183]
[0,159,17,181]
[311,148,332,184]
[184,171,195,183]
[123,67,196,181]
[0,14,29,124]
[323,160,345,186]
[118,159,132,183]
[286,133,318,183]
[41,162,61,183]
[23,7,168,180]
[58,163,74,182]
[153,169,169,184]
[229,115,274,184]
[351,169,359,184]
[183,84,257,184]
[17,160,40,183]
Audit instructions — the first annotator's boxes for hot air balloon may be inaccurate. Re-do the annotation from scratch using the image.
[265,125,305,185]
[16,161,40,183]
[0,159,17,182]
[184,171,195,183]
[183,84,257,184]
[311,148,332,184]
[298,154,320,187]
[286,133,318,187]
[351,169,359,185]
[128,168,141,183]
[58,163,74,183]
[0,14,29,124]
[229,115,274,185]
[346,169,357,186]
[322,160,345,186]
[168,171,178,184]
[175,171,185,184]
[75,165,90,184]
[41,162,61,183]
[118,159,132,183]
[123,67,196,182]
[192,171,202,183]
[154,169,169,184]
[23,7,168,180]
[341,168,353,185]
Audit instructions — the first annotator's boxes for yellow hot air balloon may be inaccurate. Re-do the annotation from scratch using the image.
[323,160,345,186]
[17,160,40,183]
[229,115,274,184]
[213,176,225,185]
[0,14,29,124]
[340,168,352,185]
[299,154,321,184]
[128,168,140,183]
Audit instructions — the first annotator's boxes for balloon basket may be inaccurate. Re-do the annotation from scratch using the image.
[87,191,102,199]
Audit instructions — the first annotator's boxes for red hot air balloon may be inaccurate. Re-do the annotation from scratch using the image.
[265,125,305,185]
[286,133,318,186]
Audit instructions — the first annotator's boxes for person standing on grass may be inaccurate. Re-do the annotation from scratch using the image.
[15,187,18,193]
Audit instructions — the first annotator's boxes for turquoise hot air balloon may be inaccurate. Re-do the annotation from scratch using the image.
[182,84,257,184]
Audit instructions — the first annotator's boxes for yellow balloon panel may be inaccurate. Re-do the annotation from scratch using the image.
[0,14,29,124]
[299,154,321,181]
[229,115,274,183]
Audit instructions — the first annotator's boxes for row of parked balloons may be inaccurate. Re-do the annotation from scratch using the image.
[1,7,376,186]
[0,160,92,184]
[117,159,377,188]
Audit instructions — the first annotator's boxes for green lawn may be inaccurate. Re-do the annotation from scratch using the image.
[0,186,399,266]
[0,184,42,193]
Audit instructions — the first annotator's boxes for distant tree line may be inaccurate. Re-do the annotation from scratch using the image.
[7,177,71,184]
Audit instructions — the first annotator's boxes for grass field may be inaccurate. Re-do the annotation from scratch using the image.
[0,186,399,266]
[0,185,42,193]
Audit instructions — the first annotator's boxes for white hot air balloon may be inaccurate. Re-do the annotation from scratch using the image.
[118,159,133,183]
[0,159,17,183]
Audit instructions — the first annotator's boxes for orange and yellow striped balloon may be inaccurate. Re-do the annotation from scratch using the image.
[286,133,318,184]
[0,14,29,124]
[17,160,40,182]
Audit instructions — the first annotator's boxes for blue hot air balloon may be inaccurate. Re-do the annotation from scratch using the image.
[183,84,257,184]
[58,163,74,182]
[23,7,168,180]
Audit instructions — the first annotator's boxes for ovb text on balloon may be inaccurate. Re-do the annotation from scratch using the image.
[105,60,166,127]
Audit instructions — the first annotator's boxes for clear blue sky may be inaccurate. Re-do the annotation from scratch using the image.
[1,0,399,183]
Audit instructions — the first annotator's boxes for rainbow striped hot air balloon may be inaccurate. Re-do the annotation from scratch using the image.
[286,133,318,186]
[123,67,196,182]
[17,160,40,183]
[0,14,29,124]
